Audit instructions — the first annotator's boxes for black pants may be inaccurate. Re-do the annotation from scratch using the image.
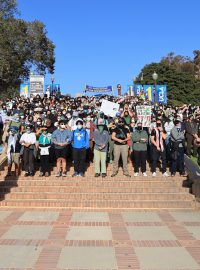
[23,148,35,173]
[40,155,50,174]
[73,148,86,173]
[151,147,166,173]
[133,151,147,173]
[171,147,185,175]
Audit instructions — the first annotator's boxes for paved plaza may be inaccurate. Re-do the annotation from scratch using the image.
[0,210,199,269]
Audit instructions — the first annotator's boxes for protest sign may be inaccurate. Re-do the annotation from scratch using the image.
[100,100,119,117]
[136,105,151,127]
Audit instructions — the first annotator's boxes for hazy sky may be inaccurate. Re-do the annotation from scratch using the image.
[18,0,200,95]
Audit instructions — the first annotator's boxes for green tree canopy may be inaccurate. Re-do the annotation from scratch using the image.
[0,0,55,98]
[135,52,200,105]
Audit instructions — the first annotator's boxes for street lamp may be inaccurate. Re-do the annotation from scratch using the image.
[152,71,158,103]
[51,76,55,96]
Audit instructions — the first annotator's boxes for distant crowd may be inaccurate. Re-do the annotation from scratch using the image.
[0,92,200,178]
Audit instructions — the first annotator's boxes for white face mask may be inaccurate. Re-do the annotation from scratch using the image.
[60,124,65,129]
[77,125,83,130]
[87,117,91,121]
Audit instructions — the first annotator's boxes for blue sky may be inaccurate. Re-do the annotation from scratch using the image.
[18,0,200,96]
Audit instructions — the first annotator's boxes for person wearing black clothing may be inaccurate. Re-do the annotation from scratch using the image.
[150,120,169,177]
[185,115,198,157]
[111,118,131,177]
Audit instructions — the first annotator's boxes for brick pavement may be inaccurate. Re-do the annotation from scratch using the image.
[0,209,200,269]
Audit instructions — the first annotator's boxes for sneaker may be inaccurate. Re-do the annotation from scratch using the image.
[101,173,107,178]
[95,173,100,177]
[79,172,85,177]
[45,172,50,177]
[24,172,30,177]
[171,173,175,177]
[29,172,34,177]
[72,172,79,177]
[39,172,44,177]
[56,172,61,177]
[134,172,139,177]
[62,172,67,177]
[143,172,147,177]
[163,172,169,177]
[152,172,156,177]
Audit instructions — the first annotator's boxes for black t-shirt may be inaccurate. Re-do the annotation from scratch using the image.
[113,126,130,145]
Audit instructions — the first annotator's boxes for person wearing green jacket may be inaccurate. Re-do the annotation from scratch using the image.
[131,122,148,177]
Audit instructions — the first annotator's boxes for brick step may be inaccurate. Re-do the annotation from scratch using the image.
[0,179,184,188]
[1,174,186,181]
[0,186,189,194]
[1,192,193,201]
[0,199,195,209]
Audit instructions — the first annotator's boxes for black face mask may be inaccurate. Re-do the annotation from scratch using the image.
[137,126,142,131]
[118,122,124,126]
[156,123,161,127]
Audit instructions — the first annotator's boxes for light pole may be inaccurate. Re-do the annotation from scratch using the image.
[51,76,55,96]
[152,71,158,103]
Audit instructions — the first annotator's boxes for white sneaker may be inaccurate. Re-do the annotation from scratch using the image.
[143,172,147,177]
[152,172,156,177]
[134,172,139,177]
[163,172,169,177]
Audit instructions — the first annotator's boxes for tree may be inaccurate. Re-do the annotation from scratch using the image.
[0,0,55,98]
[135,52,200,105]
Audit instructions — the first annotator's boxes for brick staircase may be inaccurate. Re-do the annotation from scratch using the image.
[0,163,197,209]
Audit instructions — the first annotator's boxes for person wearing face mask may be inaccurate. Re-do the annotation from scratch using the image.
[85,115,96,163]
[51,120,72,177]
[20,125,36,176]
[38,126,51,177]
[170,119,186,177]
[93,119,109,177]
[185,115,198,158]
[72,119,89,177]
[111,117,131,178]
[132,122,148,177]
[150,120,169,177]
[5,127,21,177]
[9,114,21,131]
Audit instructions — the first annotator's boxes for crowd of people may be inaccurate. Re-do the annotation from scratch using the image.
[0,92,200,178]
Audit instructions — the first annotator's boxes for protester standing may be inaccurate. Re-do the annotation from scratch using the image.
[150,120,169,177]
[51,120,72,177]
[93,119,109,177]
[131,122,148,176]
[38,126,51,177]
[111,118,131,177]
[170,119,186,177]
[72,119,89,177]
[20,125,36,176]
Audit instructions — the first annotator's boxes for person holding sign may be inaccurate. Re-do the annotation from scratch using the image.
[38,126,51,177]
[111,118,131,178]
